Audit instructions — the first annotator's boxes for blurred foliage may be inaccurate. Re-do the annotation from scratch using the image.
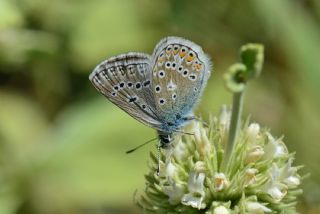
[0,0,319,213]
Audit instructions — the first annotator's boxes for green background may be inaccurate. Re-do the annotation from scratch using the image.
[0,0,319,213]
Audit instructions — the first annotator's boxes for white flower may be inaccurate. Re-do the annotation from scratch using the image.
[193,121,202,143]
[158,153,177,178]
[165,161,177,178]
[213,205,230,214]
[172,139,188,160]
[214,173,229,191]
[194,161,206,173]
[244,168,258,187]
[262,164,288,202]
[279,158,300,187]
[192,122,211,156]
[181,172,206,209]
[246,202,272,213]
[247,123,260,144]
[263,133,288,160]
[163,180,185,204]
[219,105,231,130]
[267,184,288,202]
[283,175,300,187]
[246,146,264,163]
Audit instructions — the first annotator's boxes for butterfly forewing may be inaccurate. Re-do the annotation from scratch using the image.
[89,52,162,129]
[151,37,211,121]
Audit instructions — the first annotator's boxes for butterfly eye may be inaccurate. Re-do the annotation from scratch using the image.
[127,82,133,88]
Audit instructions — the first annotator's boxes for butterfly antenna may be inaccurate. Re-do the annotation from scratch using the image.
[196,118,209,127]
[126,137,158,154]
[185,116,209,127]
[174,130,195,136]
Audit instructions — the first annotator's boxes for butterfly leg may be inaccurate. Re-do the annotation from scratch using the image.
[156,140,161,176]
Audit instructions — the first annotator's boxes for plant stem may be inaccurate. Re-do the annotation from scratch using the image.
[222,91,245,171]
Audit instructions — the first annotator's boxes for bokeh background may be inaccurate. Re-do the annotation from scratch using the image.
[0,0,319,213]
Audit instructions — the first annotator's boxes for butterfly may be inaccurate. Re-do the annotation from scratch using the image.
[89,36,211,149]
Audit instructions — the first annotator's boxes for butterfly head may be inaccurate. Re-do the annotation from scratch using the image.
[158,131,174,148]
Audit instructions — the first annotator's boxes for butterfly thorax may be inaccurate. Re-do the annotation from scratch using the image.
[158,113,194,147]
[159,113,190,133]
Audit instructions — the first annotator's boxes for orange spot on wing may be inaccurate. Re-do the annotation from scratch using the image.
[186,55,195,62]
[179,46,188,58]
[192,61,203,71]
[179,51,187,58]
[165,45,173,56]
[196,63,203,71]
[159,57,165,63]
[173,45,180,55]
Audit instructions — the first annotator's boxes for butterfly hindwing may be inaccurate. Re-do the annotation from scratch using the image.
[89,52,162,129]
[150,37,211,121]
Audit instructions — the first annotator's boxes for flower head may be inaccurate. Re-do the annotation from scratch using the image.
[137,111,303,213]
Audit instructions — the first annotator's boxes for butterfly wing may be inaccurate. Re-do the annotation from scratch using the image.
[150,37,212,122]
[89,52,162,129]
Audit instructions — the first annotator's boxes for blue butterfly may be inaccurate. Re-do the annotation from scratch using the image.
[89,36,211,149]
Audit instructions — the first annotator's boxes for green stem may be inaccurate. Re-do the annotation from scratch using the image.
[223,91,245,171]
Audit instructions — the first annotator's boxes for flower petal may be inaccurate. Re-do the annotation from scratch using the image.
[214,205,230,214]
[163,181,185,204]
[246,202,272,213]
[181,192,206,209]
[214,173,229,191]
